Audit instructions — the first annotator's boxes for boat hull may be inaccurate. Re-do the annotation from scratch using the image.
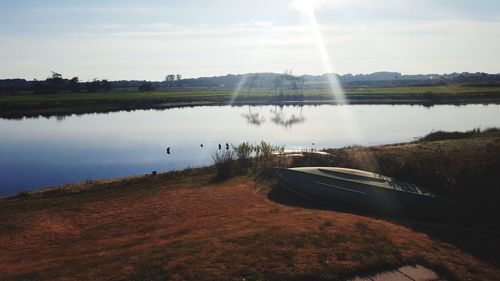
[274,167,451,218]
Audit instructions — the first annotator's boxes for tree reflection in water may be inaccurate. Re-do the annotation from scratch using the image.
[241,106,266,126]
[270,105,306,129]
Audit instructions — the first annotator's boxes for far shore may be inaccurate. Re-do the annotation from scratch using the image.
[2,96,500,119]
[1,85,500,118]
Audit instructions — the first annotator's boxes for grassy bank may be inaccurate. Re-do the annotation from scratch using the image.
[1,132,500,280]
[295,129,500,227]
[207,130,500,227]
[1,85,500,118]
[418,127,500,141]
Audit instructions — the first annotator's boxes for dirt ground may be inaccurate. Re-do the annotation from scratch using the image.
[0,168,499,280]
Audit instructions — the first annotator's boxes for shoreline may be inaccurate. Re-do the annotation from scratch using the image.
[0,140,456,199]
[2,133,498,200]
[1,96,500,119]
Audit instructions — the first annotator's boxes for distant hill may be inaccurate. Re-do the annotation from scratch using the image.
[174,71,500,89]
[2,71,500,93]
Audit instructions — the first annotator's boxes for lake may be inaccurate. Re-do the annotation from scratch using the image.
[1,104,500,196]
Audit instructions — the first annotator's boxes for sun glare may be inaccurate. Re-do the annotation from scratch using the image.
[292,0,347,104]
[292,0,379,171]
[290,0,327,12]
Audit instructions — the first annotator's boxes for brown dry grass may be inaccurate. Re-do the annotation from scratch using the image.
[300,135,500,227]
[1,149,499,280]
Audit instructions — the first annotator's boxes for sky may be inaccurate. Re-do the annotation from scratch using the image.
[1,0,499,80]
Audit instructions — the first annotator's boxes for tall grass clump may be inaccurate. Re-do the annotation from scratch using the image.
[252,141,284,181]
[211,150,235,181]
[233,142,253,173]
[211,141,285,182]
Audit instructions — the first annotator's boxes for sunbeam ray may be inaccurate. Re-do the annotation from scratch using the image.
[229,27,275,105]
[291,0,380,172]
[296,1,347,105]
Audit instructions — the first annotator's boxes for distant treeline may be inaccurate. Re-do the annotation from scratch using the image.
[0,72,115,95]
[179,71,500,89]
[1,71,500,95]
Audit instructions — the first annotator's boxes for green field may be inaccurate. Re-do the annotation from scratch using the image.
[1,85,500,118]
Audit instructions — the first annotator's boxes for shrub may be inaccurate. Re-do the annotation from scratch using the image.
[211,150,235,181]
[253,141,283,181]
[233,142,253,173]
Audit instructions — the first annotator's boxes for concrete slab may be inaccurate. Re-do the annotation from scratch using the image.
[346,276,372,281]
[370,270,413,281]
[348,264,444,281]
[398,264,441,281]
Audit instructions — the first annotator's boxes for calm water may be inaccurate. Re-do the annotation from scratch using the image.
[1,104,500,195]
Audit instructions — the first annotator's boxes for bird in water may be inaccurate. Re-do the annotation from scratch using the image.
[218,144,222,150]
[200,144,204,148]
[166,147,170,155]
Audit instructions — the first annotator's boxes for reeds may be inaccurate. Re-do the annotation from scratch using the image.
[211,141,285,181]
[211,149,235,180]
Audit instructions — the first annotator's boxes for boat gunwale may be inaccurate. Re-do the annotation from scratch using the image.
[277,167,437,198]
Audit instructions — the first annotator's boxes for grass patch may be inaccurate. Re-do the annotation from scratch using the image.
[418,127,500,141]
[2,85,500,118]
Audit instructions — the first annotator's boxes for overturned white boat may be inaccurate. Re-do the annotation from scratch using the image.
[274,167,451,217]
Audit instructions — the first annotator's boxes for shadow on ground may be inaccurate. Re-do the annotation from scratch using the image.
[267,184,500,267]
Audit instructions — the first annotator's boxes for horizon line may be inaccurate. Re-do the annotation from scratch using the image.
[2,70,500,82]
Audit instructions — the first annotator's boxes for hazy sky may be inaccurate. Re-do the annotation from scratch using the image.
[1,0,499,80]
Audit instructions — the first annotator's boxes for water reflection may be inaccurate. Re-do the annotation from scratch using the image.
[270,105,306,129]
[241,106,266,126]
[240,105,307,128]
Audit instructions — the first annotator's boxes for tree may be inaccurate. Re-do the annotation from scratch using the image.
[101,79,113,92]
[69,77,80,92]
[49,71,62,80]
[31,79,46,94]
[282,70,304,94]
[296,76,305,95]
[85,79,101,92]
[283,69,297,90]
[46,71,65,93]
[31,72,64,94]
[272,74,284,95]
[245,74,259,94]
[138,82,155,92]
[165,74,176,87]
